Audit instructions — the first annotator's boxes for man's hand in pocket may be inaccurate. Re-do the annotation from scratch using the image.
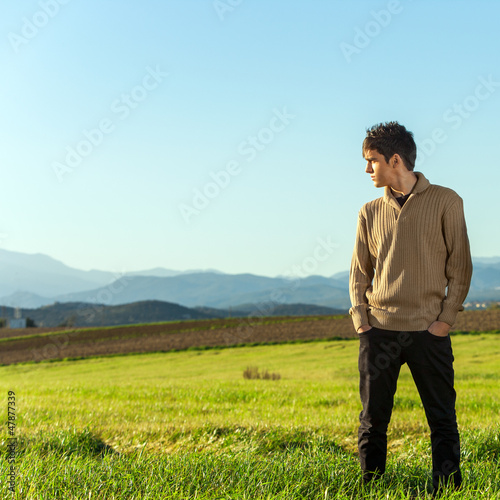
[427,321,451,337]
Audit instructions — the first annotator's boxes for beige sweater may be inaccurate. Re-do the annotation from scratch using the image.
[349,172,473,332]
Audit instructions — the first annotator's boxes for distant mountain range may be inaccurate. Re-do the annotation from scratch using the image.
[0,249,222,298]
[53,273,351,310]
[0,249,499,313]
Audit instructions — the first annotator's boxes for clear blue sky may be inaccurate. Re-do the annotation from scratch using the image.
[1,0,499,277]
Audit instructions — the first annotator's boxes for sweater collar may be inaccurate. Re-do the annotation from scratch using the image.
[383,172,430,209]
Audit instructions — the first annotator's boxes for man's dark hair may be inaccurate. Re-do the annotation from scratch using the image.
[363,121,417,171]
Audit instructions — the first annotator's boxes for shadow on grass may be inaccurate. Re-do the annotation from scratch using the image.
[255,428,346,454]
[176,424,350,456]
[17,428,118,459]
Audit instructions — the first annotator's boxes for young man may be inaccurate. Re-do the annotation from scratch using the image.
[349,122,472,493]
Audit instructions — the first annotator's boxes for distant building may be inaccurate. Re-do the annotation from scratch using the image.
[9,318,27,328]
[9,306,27,328]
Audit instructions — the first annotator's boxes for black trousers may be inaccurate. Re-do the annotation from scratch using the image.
[358,327,461,490]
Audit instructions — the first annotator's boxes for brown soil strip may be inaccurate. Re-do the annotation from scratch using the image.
[0,316,354,365]
[0,310,497,366]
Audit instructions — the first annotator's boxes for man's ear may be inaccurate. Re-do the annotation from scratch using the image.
[391,154,401,168]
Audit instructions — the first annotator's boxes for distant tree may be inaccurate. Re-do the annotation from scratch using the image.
[26,317,36,328]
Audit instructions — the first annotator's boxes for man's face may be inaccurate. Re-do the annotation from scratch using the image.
[363,149,394,188]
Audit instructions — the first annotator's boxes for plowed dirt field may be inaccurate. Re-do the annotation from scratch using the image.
[0,309,498,365]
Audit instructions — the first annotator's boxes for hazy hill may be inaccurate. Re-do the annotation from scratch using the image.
[221,303,346,317]
[0,301,347,328]
[2,300,214,328]
[0,249,225,307]
[0,249,112,297]
[0,291,54,308]
[53,273,350,309]
[468,261,500,291]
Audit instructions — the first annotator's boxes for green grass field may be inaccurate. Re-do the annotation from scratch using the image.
[1,333,499,499]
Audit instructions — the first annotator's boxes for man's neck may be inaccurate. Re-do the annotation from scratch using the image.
[390,172,418,197]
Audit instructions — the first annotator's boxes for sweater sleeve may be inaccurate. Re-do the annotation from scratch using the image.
[349,211,374,331]
[437,197,473,326]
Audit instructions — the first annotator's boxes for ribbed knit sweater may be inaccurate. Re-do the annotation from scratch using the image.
[349,172,473,332]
